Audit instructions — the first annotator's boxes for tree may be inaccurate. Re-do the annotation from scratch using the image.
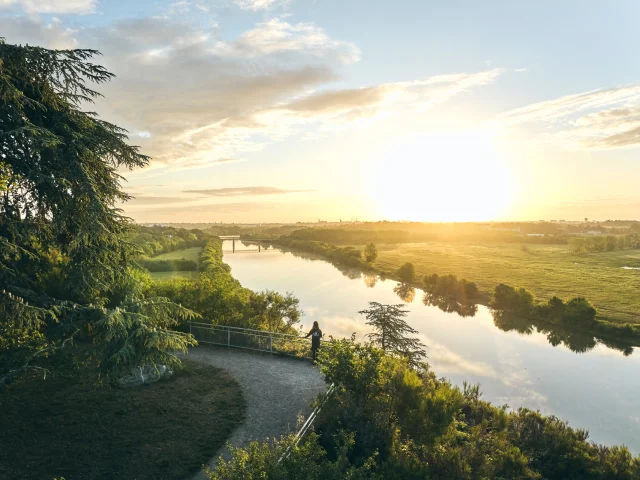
[0,39,196,387]
[396,262,415,282]
[248,290,301,332]
[363,242,378,263]
[359,302,426,366]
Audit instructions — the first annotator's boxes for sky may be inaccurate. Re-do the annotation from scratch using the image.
[3,0,640,223]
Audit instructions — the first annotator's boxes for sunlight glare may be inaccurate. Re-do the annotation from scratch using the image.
[370,130,512,222]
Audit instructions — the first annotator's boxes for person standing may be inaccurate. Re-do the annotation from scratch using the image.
[305,321,323,363]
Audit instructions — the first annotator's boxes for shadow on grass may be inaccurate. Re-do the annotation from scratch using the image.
[0,360,245,480]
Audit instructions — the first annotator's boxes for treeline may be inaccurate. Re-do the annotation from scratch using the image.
[490,284,640,345]
[150,239,302,333]
[207,338,640,479]
[270,236,640,351]
[424,273,478,302]
[129,226,212,257]
[290,228,411,244]
[137,258,198,272]
[568,234,640,253]
[282,225,570,245]
[273,238,367,268]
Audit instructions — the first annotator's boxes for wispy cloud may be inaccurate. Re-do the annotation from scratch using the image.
[211,18,360,63]
[183,186,310,196]
[126,195,201,205]
[1,15,502,171]
[232,0,289,11]
[498,85,640,149]
[0,0,97,14]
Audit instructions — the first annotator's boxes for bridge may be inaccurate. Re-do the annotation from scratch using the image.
[186,323,328,479]
[218,235,265,253]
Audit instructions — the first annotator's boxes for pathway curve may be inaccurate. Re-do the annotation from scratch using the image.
[186,346,326,479]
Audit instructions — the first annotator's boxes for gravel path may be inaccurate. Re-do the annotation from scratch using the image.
[186,346,327,479]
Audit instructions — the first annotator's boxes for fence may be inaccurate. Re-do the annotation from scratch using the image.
[278,382,336,463]
[188,322,313,359]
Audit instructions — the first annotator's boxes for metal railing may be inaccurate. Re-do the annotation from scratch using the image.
[278,382,336,463]
[189,322,313,359]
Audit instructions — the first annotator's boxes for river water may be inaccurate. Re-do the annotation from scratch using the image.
[222,240,640,452]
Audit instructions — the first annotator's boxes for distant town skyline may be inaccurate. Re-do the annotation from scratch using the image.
[3,0,640,222]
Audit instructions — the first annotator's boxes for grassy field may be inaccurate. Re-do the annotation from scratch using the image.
[150,270,199,281]
[154,247,202,262]
[0,360,244,480]
[149,247,203,281]
[370,242,640,324]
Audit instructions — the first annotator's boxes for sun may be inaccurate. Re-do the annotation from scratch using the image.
[369,130,512,222]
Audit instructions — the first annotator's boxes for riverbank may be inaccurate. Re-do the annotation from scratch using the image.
[372,241,640,324]
[267,238,640,351]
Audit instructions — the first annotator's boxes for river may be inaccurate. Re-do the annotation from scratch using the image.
[222,240,640,452]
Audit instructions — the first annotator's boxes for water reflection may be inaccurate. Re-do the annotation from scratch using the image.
[393,283,416,303]
[269,242,634,356]
[277,246,363,279]
[422,291,479,317]
[221,239,640,453]
[491,310,634,356]
[363,273,378,288]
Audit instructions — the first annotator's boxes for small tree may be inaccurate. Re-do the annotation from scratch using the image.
[397,262,415,282]
[363,243,377,263]
[359,302,426,366]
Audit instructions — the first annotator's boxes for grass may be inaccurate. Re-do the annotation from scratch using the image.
[0,360,245,480]
[148,248,203,282]
[368,242,640,324]
[153,247,202,262]
[150,270,199,281]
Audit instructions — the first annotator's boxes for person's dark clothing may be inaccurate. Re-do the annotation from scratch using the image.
[305,327,323,362]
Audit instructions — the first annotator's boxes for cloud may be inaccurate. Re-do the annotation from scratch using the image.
[212,18,360,63]
[515,67,528,72]
[183,186,310,196]
[125,195,201,205]
[0,0,96,14]
[232,0,289,11]
[278,69,503,119]
[0,17,79,49]
[1,15,501,172]
[498,85,640,149]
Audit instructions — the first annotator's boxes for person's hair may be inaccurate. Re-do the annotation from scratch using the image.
[312,321,319,329]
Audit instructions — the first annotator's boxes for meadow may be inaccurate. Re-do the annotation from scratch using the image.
[153,247,203,262]
[149,270,200,281]
[370,242,640,324]
[148,247,203,281]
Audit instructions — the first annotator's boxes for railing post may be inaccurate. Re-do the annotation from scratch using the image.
[227,327,231,348]
[269,333,273,354]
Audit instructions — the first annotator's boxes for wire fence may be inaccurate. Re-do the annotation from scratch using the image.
[188,322,313,359]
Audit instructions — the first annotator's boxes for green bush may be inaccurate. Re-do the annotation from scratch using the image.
[138,258,198,272]
[396,262,415,282]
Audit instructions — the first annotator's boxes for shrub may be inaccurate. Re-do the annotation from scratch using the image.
[397,262,415,282]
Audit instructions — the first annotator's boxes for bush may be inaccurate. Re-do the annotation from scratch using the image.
[397,262,415,282]
[363,243,378,263]
[138,258,198,272]
[491,284,534,312]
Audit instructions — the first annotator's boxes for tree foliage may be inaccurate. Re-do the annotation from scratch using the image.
[209,338,640,478]
[396,262,415,282]
[0,40,196,387]
[358,302,426,366]
[151,238,303,333]
[363,243,377,263]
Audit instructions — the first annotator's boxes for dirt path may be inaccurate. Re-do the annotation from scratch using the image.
[186,346,327,479]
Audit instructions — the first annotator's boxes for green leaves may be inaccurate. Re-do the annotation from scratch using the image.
[358,302,426,367]
[0,40,198,387]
